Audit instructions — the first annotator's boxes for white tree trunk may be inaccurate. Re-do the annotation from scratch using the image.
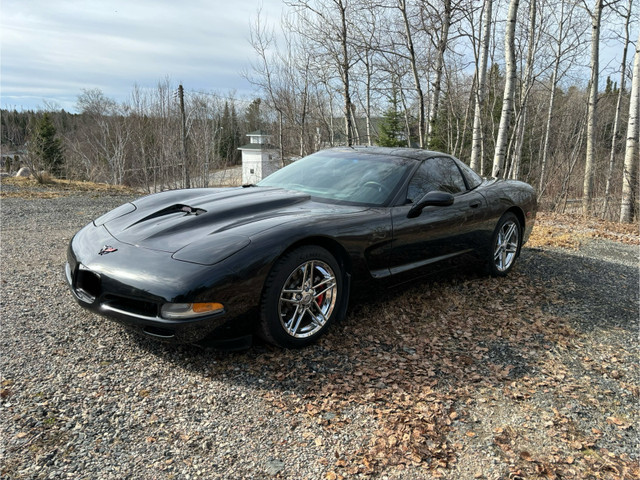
[338,0,354,147]
[510,0,537,180]
[427,0,451,146]
[470,0,493,172]
[582,0,603,215]
[492,0,519,178]
[620,28,640,223]
[539,47,561,198]
[398,0,426,148]
[603,0,633,218]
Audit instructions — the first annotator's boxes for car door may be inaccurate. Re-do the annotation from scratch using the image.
[389,156,487,276]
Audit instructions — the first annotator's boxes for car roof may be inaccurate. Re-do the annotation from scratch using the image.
[326,146,449,162]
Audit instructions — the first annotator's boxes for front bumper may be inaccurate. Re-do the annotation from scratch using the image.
[65,261,231,343]
[65,224,261,344]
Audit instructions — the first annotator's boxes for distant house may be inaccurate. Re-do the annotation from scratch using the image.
[238,131,281,185]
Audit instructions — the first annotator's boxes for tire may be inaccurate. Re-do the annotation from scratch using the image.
[487,212,521,277]
[259,246,344,348]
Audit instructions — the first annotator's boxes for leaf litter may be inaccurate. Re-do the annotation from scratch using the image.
[238,218,638,479]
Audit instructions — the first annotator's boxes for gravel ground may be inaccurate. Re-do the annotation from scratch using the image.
[1,190,638,479]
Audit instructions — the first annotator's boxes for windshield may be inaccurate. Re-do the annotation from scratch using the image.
[258,150,414,206]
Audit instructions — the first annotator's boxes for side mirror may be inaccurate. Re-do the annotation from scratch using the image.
[407,191,454,218]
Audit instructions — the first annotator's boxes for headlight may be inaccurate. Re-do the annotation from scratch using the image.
[160,302,224,319]
[171,235,250,265]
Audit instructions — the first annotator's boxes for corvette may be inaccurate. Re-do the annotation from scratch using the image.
[66,147,536,348]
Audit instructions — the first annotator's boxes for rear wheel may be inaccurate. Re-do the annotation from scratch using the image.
[259,246,343,348]
[488,212,521,276]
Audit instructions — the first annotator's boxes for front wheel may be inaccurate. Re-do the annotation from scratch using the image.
[488,212,521,277]
[259,246,344,348]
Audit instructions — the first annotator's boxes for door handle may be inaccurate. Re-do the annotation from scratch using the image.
[469,201,481,208]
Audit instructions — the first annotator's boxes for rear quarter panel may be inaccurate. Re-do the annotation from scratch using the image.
[476,179,537,244]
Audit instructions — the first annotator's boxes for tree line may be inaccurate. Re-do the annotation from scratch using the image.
[1,0,638,223]
[1,82,259,191]
[245,0,638,222]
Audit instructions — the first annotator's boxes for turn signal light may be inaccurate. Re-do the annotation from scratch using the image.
[192,302,224,313]
[161,302,224,319]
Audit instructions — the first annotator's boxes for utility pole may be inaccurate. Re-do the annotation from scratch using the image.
[178,84,190,188]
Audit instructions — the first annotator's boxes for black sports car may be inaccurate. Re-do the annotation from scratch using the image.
[66,147,536,348]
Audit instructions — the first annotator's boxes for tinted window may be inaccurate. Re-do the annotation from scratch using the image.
[258,150,414,206]
[407,157,467,202]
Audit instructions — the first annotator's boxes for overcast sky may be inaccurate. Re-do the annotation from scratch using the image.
[1,0,285,112]
[1,1,635,113]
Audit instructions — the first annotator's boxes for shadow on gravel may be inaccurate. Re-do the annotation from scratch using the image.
[519,245,639,332]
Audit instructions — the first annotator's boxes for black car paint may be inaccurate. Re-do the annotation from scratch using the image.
[66,147,536,344]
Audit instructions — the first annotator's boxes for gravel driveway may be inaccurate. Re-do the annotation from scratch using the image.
[1,191,638,479]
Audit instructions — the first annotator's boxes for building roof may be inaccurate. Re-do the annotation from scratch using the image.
[246,130,272,137]
[238,143,277,151]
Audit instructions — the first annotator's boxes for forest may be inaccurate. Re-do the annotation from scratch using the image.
[1,0,638,222]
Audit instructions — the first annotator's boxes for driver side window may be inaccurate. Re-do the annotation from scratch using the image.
[406,157,467,203]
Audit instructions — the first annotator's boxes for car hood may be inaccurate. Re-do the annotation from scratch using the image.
[100,186,365,254]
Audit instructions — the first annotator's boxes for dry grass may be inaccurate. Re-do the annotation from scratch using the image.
[529,212,639,248]
[0,176,139,198]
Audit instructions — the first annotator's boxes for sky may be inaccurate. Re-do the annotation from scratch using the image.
[0,0,285,112]
[1,1,636,113]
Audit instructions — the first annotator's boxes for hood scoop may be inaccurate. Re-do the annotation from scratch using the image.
[103,187,312,253]
[128,204,206,229]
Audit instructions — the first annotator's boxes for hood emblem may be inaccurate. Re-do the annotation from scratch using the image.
[98,245,118,255]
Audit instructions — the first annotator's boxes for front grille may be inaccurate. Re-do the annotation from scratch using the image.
[103,295,159,318]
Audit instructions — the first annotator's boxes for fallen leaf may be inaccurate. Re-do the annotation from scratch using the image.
[520,451,533,461]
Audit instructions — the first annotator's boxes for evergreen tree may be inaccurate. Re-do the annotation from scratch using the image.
[246,98,262,132]
[377,89,407,147]
[30,113,64,177]
[218,102,241,165]
[427,92,449,151]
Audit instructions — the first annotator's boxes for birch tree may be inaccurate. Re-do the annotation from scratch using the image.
[287,0,355,146]
[426,0,452,147]
[492,0,520,177]
[470,0,493,172]
[582,0,604,215]
[248,10,286,160]
[351,2,381,146]
[508,0,538,180]
[620,28,640,223]
[397,0,427,148]
[603,0,634,217]
[538,0,588,198]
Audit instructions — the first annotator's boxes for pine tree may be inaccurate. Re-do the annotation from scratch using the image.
[246,98,262,132]
[31,113,64,177]
[377,89,407,147]
[217,102,242,165]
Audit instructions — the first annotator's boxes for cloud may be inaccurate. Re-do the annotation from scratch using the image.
[0,0,283,111]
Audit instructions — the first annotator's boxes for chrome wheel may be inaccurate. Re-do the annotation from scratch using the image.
[493,218,520,273]
[278,260,337,338]
[260,245,344,347]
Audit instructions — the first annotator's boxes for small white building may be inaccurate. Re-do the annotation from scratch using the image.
[238,131,280,185]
